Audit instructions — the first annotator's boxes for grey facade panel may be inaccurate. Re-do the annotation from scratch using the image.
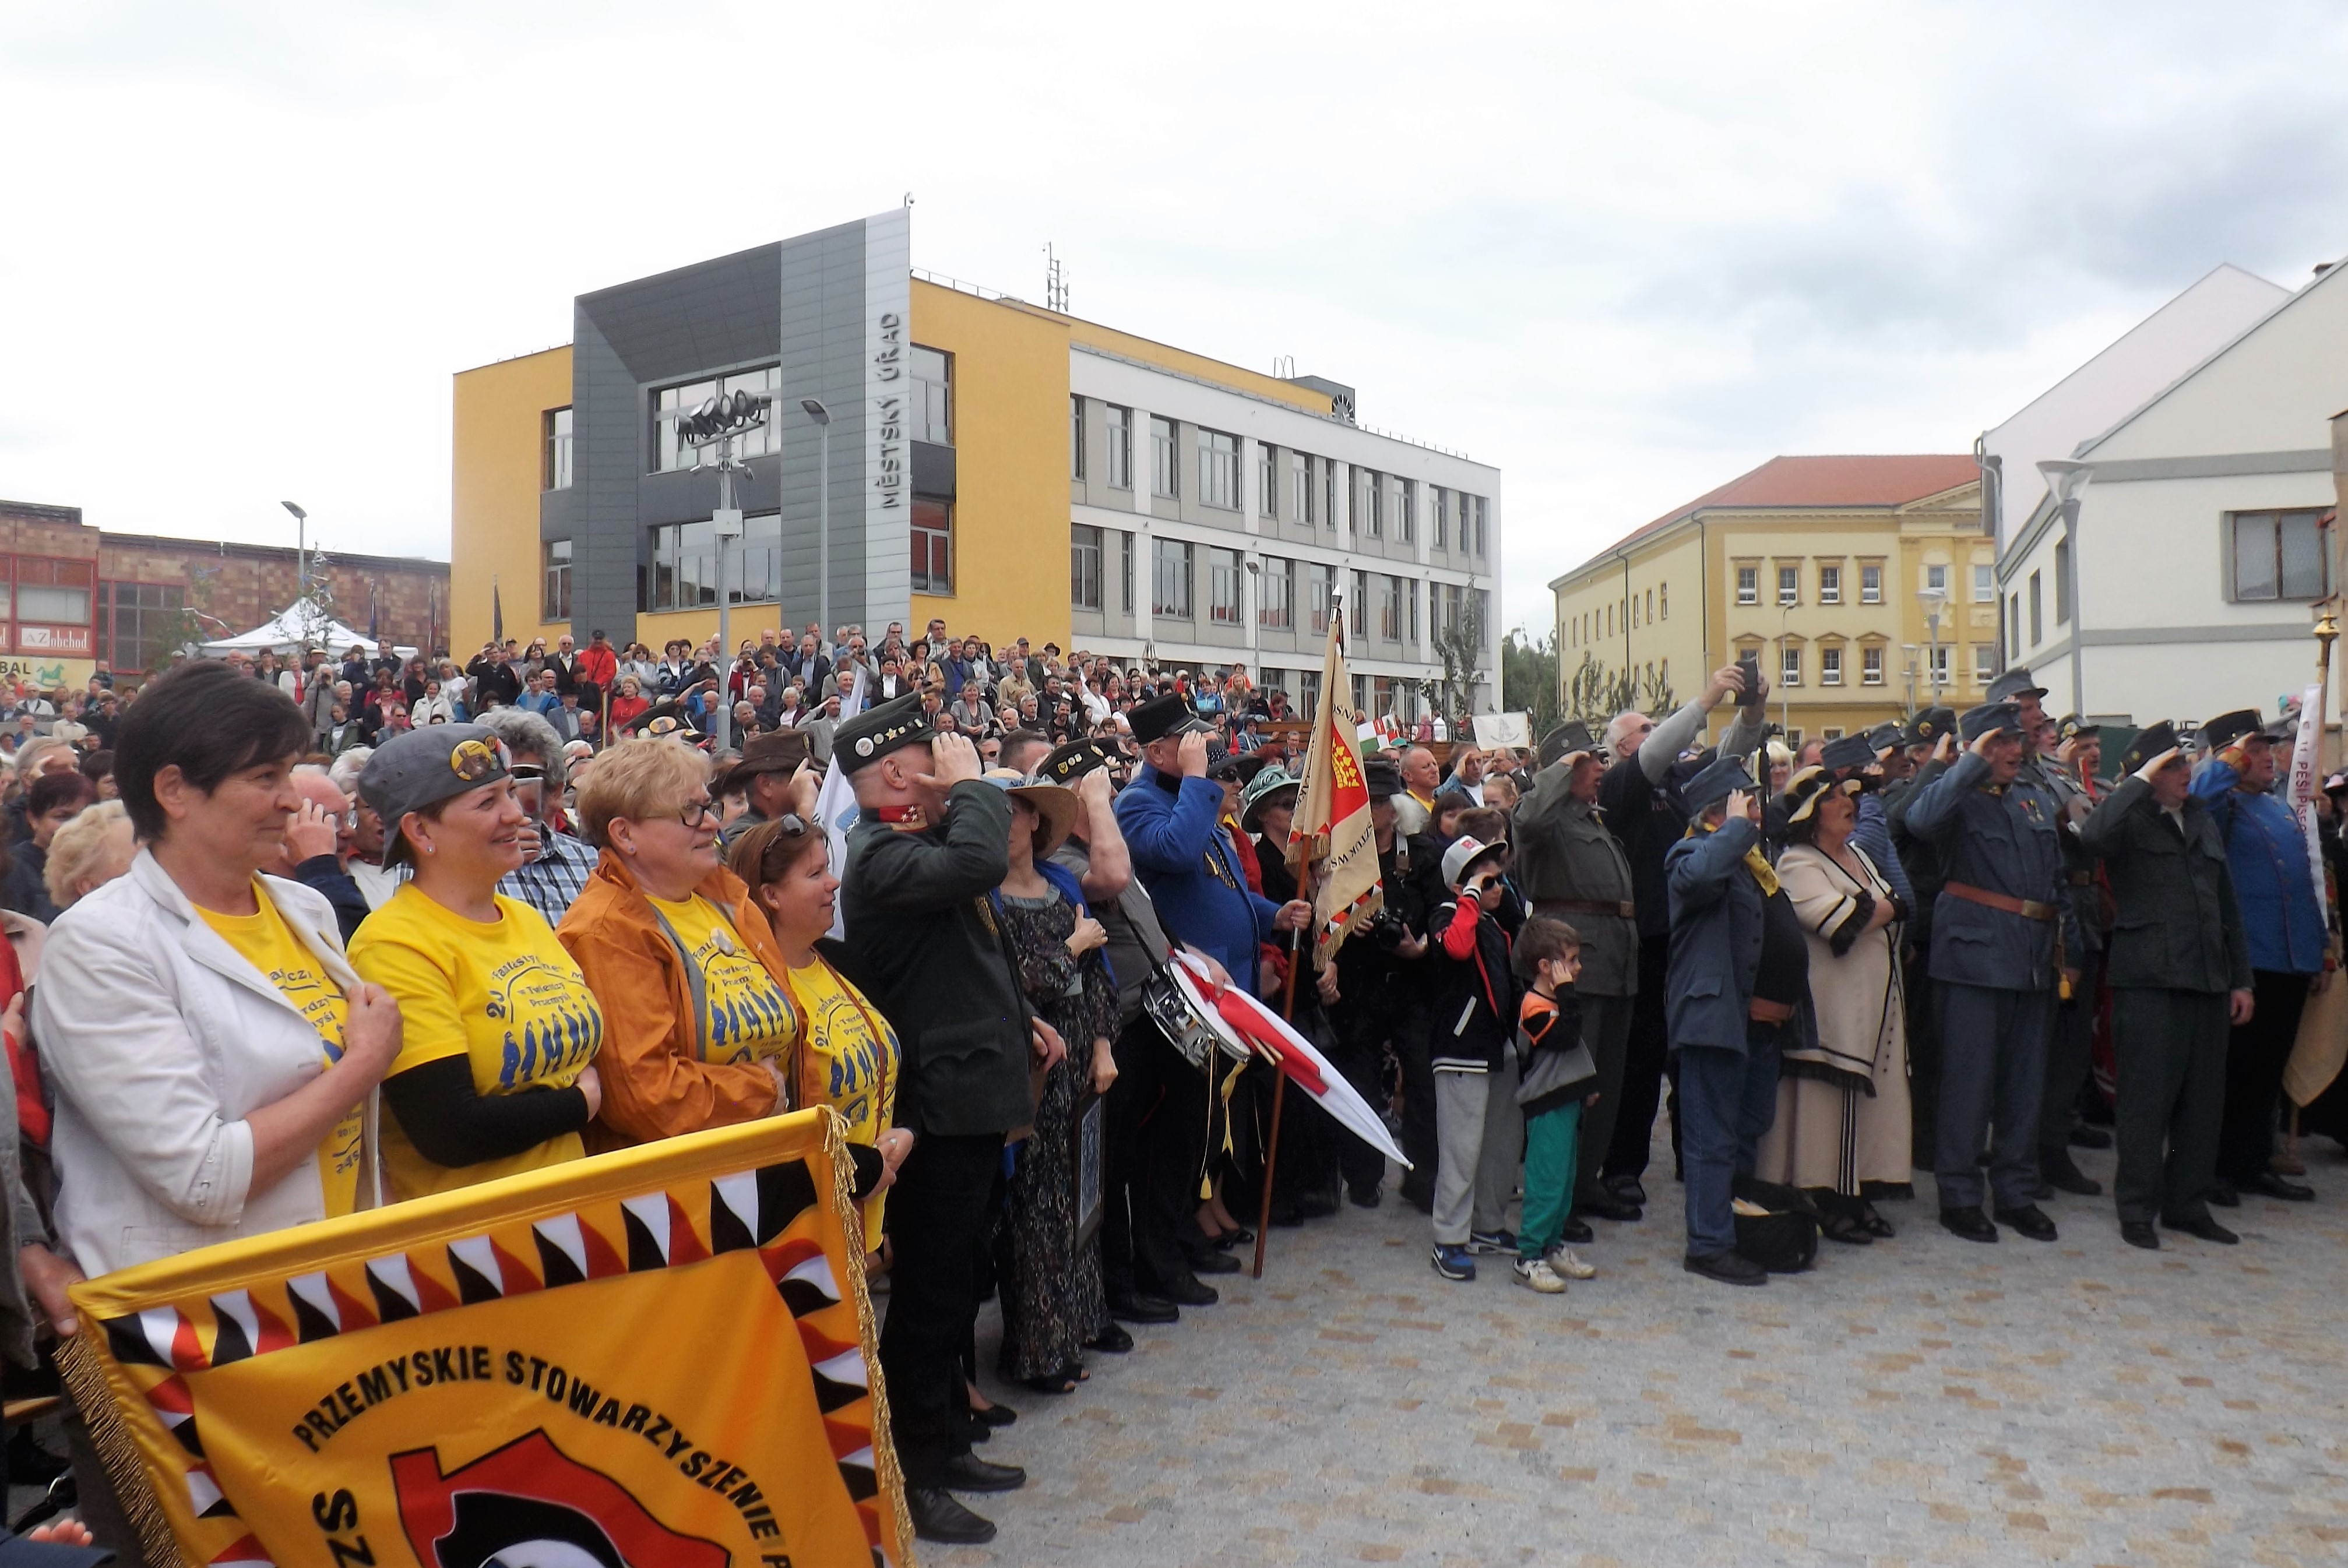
[911,441,955,498]
[571,312,644,642]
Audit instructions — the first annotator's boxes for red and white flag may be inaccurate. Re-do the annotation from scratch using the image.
[1286,618,1382,964]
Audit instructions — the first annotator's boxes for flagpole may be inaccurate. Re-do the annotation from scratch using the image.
[1251,930,1303,1281]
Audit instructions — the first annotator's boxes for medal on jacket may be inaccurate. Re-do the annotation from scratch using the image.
[1203,846,1238,889]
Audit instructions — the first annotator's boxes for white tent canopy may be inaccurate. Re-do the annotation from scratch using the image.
[198,605,417,661]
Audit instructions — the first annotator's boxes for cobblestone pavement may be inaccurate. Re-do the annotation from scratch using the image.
[937,1134,2348,1567]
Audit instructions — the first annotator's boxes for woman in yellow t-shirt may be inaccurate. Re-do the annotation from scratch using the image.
[350,726,605,1202]
[727,815,907,1246]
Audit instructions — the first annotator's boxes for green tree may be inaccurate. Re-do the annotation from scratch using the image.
[1427,599,1487,730]
[1501,626,1564,739]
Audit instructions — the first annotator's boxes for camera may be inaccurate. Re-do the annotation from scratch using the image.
[1361,905,1413,950]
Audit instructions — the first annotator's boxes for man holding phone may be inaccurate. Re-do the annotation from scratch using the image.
[1597,660,1772,1213]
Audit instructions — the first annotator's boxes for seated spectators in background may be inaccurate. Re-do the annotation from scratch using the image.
[1,771,98,923]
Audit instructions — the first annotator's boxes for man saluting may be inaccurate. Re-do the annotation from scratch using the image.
[834,692,1068,1548]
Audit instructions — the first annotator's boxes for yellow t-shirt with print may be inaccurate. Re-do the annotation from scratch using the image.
[348,885,604,1202]
[193,888,361,1218]
[643,893,799,1066]
[784,956,900,1245]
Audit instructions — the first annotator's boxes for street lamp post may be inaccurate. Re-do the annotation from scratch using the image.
[2038,459,2093,720]
[1901,643,1919,719]
[281,501,309,644]
[1778,602,1795,739]
[1918,585,1948,706]
[801,399,833,642]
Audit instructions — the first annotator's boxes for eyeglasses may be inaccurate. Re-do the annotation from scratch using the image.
[668,798,718,829]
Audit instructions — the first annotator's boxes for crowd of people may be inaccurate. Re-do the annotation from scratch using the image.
[0,619,2339,1554]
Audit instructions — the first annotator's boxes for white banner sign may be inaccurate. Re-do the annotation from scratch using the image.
[1471,712,1532,750]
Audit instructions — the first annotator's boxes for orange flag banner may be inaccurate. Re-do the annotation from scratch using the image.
[1285,616,1382,963]
[62,1111,911,1568]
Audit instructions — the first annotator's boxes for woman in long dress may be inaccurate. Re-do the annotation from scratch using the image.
[1756,767,1909,1243]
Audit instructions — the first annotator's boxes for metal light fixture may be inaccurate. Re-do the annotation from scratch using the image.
[674,391,774,750]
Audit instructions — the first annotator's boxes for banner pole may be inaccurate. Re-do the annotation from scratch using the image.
[1252,930,1305,1280]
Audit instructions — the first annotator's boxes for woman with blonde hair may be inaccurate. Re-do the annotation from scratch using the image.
[558,738,802,1145]
[44,800,135,911]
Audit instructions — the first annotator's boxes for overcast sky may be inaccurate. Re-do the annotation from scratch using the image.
[7,1,2348,637]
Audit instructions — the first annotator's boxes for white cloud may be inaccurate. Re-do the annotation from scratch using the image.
[5,0,2346,637]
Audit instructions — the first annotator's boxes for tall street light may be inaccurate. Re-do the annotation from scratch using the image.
[282,502,316,651]
[801,399,833,640]
[2039,459,2093,721]
[1918,584,1949,705]
[676,389,774,750]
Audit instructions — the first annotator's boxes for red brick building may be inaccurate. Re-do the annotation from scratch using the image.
[0,499,449,685]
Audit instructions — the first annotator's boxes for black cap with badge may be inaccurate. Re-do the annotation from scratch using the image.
[834,690,932,776]
[2199,708,2264,754]
[1987,666,2047,704]
[1819,734,1877,773]
[1128,692,1215,747]
[1538,720,1598,769]
[1037,738,1117,785]
[2118,720,2181,776]
[2057,714,2100,744]
[1906,705,1956,747]
[1958,701,2025,744]
[359,724,510,868]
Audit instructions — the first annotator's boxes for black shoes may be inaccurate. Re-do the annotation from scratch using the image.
[2163,1213,2240,1245]
[1556,1216,1596,1245]
[1994,1204,2058,1242]
[2120,1221,2159,1250]
[1153,1273,1219,1307]
[2210,1179,2241,1208]
[1684,1249,1767,1287]
[1348,1183,1384,1210]
[2041,1154,2103,1197]
[1086,1323,1135,1354]
[2068,1122,2113,1151]
[907,1487,996,1544]
[1606,1175,1649,1206]
[1578,1192,1643,1223]
[1107,1291,1179,1324]
[1939,1206,1999,1243]
[937,1453,1026,1493]
[2243,1171,2315,1202]
[1187,1248,1242,1275]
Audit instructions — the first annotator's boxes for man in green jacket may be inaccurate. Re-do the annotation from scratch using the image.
[2078,721,2254,1250]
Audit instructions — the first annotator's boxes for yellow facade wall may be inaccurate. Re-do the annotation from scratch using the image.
[451,346,573,656]
[907,279,1074,650]
[1060,319,1333,413]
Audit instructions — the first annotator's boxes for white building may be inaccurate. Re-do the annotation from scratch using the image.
[1998,260,2348,727]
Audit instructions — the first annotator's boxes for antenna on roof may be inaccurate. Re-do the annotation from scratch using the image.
[1044,243,1069,312]
[1273,354,1296,379]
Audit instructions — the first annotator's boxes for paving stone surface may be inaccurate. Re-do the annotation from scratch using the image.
[938,1135,2348,1567]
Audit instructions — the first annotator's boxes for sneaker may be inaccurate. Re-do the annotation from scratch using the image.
[1512,1257,1566,1293]
[1430,1243,1477,1282]
[1466,1228,1518,1255]
[1543,1244,1597,1280]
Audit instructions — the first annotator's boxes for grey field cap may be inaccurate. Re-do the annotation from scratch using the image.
[358,724,509,865]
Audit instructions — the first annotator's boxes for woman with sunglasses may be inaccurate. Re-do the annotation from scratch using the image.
[558,738,803,1146]
[348,727,606,1201]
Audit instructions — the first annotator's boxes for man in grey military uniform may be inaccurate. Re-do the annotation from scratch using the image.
[2037,713,2112,1197]
[1901,699,2081,1244]
[2077,721,2254,1250]
[1885,705,1956,1177]
[1513,720,1637,1233]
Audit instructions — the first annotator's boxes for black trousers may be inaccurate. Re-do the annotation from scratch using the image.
[1903,947,1938,1169]
[1101,1014,1197,1296]
[2219,969,2310,1183]
[878,1130,1003,1486]
[1572,991,1634,1206]
[2041,947,2103,1162]
[2111,987,2227,1224]
[1328,991,1421,1196]
[1134,1047,1216,1290]
[1603,935,1676,1182]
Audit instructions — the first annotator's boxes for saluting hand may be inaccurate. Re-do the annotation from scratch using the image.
[1177,729,1212,778]
[284,799,342,864]
[917,732,983,794]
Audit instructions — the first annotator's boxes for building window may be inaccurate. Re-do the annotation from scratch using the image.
[911,346,952,445]
[1361,471,1382,538]
[1292,452,1315,523]
[1306,562,1336,633]
[1153,538,1194,618]
[97,580,185,674]
[1151,417,1178,498]
[1208,548,1244,624]
[1121,531,1135,614]
[1820,646,1842,685]
[1862,646,1884,685]
[1470,496,1487,556]
[1379,575,1402,640]
[2054,539,2072,622]
[1409,577,1421,642]
[1106,405,1133,489]
[1778,566,1800,606]
[1326,463,1337,531]
[735,512,782,604]
[911,499,953,594]
[1259,557,1293,630]
[1861,563,1882,603]
[1259,443,1276,519]
[1737,566,1758,605]
[1198,429,1239,509]
[646,522,714,609]
[1398,480,1415,544]
[1353,571,1372,638]
[1926,563,1949,596]
[1069,397,1085,480]
[1660,583,1669,619]
[2230,508,2329,601]
[544,407,573,492]
[1930,645,1950,686]
[643,515,782,610]
[1433,488,1449,548]
[1818,565,1840,604]
[1780,646,1802,686]
[1072,525,1104,611]
[1973,562,1994,603]
[2029,570,2042,645]
[1972,644,1994,686]
[2008,594,2020,656]
[651,365,780,472]
[543,540,572,621]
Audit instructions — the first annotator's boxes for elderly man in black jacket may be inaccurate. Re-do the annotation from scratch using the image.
[2078,722,2255,1250]
[836,692,1068,1547]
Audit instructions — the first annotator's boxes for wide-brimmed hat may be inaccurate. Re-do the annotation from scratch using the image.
[1239,764,1300,833]
[360,725,509,868]
[714,730,809,795]
[980,768,1080,856]
[1779,764,1859,825]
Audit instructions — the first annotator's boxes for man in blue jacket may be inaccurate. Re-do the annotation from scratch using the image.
[2191,708,2326,1205]
[1666,753,1812,1287]
[1114,692,1312,997]
[1902,701,2078,1245]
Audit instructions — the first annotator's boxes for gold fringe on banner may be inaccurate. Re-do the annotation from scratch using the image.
[55,1334,180,1568]
[821,1109,917,1567]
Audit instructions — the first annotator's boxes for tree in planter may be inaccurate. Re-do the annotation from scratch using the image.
[1428,601,1485,733]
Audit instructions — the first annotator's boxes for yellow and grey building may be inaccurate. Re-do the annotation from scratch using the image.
[453,207,1502,710]
[1550,455,1997,742]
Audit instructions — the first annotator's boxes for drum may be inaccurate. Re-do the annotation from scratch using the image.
[1142,964,1249,1072]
